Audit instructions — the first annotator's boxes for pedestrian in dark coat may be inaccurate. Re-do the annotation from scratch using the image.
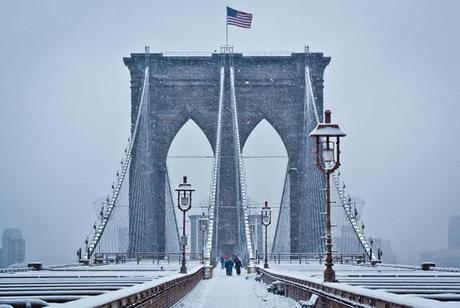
[225,258,234,276]
[234,256,242,275]
[220,256,225,269]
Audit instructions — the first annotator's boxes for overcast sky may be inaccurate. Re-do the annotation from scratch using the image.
[0,0,459,265]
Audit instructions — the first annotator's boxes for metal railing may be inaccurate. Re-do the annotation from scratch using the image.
[151,51,296,57]
[0,266,35,273]
[257,267,412,308]
[93,252,204,264]
[255,252,367,265]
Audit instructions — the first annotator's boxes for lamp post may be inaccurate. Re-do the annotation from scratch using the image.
[175,176,195,274]
[198,212,208,264]
[261,201,271,269]
[249,221,258,263]
[309,110,346,282]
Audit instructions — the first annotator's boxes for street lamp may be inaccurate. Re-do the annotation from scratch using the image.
[309,109,346,282]
[175,176,195,274]
[261,201,271,269]
[198,212,209,264]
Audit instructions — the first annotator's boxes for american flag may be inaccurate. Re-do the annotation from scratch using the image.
[226,7,253,28]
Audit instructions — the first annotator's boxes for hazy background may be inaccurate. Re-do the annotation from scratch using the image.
[0,0,459,265]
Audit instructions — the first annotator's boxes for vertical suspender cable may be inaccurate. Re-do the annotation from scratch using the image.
[204,66,225,265]
[229,66,255,266]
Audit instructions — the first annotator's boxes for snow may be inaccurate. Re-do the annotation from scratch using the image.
[6,261,460,307]
[54,265,203,307]
[173,266,298,308]
[263,263,460,307]
[0,261,202,306]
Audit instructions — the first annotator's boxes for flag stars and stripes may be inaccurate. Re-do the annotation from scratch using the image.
[227,6,253,28]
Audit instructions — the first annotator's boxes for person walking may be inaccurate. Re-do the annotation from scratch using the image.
[225,257,234,276]
[220,256,225,269]
[234,255,242,275]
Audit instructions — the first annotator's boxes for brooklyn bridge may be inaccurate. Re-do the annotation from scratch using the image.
[1,47,458,308]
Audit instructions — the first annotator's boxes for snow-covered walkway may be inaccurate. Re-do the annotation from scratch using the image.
[173,267,298,308]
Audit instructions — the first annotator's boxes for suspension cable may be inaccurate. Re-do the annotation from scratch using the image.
[305,66,375,260]
[230,66,255,266]
[204,65,225,266]
[83,66,150,261]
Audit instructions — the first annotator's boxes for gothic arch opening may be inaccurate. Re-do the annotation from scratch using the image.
[166,119,214,252]
[242,119,288,251]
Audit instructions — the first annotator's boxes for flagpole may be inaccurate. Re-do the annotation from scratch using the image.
[225,10,228,47]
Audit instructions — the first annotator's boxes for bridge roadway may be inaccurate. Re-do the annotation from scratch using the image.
[172,266,297,308]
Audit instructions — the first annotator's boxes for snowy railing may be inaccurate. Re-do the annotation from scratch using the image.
[162,51,213,57]
[0,267,36,273]
[93,252,203,264]
[255,252,366,265]
[65,266,204,308]
[83,67,150,261]
[154,51,295,57]
[257,267,437,308]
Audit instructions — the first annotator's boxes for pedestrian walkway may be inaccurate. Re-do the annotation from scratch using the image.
[173,266,297,308]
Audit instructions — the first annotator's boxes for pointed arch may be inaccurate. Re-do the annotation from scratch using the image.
[159,110,216,162]
[242,119,289,250]
[166,118,214,210]
[240,115,296,162]
[242,119,289,202]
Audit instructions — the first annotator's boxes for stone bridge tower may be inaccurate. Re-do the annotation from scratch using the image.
[124,50,330,256]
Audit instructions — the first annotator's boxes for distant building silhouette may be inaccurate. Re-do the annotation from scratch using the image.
[1,228,25,268]
[248,214,263,256]
[188,215,201,254]
[117,226,129,253]
[420,215,460,267]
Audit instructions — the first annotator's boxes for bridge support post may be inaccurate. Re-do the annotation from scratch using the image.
[203,263,213,279]
[246,264,255,274]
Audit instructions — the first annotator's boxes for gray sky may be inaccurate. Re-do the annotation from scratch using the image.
[0,0,459,265]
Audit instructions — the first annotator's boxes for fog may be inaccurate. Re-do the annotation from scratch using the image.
[0,0,459,265]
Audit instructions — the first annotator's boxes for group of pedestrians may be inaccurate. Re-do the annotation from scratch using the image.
[220,255,242,276]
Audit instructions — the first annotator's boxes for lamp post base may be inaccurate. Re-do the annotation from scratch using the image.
[263,263,269,269]
[180,265,187,274]
[324,267,335,282]
[203,265,213,279]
